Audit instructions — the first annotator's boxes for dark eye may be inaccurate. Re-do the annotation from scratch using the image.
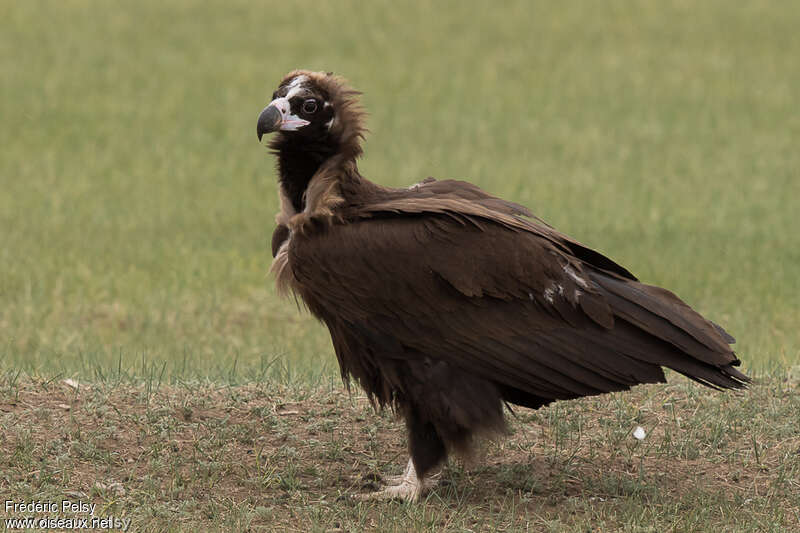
[302,99,318,114]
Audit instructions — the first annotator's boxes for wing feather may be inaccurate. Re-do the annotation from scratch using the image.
[286,186,746,405]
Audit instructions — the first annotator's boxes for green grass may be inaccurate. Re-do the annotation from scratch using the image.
[2,1,798,379]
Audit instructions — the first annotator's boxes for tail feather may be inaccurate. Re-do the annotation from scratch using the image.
[588,271,749,390]
[711,321,737,344]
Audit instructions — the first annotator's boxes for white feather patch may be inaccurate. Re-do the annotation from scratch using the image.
[285,75,308,99]
[563,265,589,288]
[544,287,555,304]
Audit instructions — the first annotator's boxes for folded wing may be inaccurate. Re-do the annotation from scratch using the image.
[288,190,746,404]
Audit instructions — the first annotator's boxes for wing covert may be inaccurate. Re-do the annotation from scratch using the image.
[288,212,662,400]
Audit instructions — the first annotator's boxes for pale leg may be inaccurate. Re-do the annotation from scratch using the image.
[357,458,438,502]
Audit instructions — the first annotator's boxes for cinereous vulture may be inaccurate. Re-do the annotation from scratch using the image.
[256,70,748,501]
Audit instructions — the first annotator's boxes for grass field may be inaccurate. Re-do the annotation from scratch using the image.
[1,1,799,531]
[1,374,798,532]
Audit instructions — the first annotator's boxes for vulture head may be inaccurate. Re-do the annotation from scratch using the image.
[257,71,366,215]
[257,70,365,159]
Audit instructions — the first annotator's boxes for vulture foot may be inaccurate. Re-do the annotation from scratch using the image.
[356,458,438,502]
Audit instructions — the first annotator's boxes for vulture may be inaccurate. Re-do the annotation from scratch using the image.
[256,70,748,501]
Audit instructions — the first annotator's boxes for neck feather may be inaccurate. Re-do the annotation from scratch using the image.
[273,135,340,212]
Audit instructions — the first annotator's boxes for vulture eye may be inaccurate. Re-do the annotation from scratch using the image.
[302,99,318,114]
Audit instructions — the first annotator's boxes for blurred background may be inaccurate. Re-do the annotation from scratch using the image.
[1,0,798,381]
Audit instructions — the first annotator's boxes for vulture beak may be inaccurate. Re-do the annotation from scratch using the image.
[257,96,311,141]
[257,104,282,141]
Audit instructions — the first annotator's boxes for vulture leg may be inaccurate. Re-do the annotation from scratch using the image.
[357,409,444,501]
[357,458,439,502]
[384,458,418,485]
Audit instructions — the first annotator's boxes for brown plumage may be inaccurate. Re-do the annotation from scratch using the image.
[256,70,748,501]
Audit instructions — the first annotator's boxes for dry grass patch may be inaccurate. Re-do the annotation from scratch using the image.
[1,372,798,532]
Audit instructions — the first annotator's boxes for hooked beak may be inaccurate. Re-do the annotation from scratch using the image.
[257,105,282,141]
[257,97,311,141]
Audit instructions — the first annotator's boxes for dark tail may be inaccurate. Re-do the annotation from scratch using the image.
[589,271,749,390]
